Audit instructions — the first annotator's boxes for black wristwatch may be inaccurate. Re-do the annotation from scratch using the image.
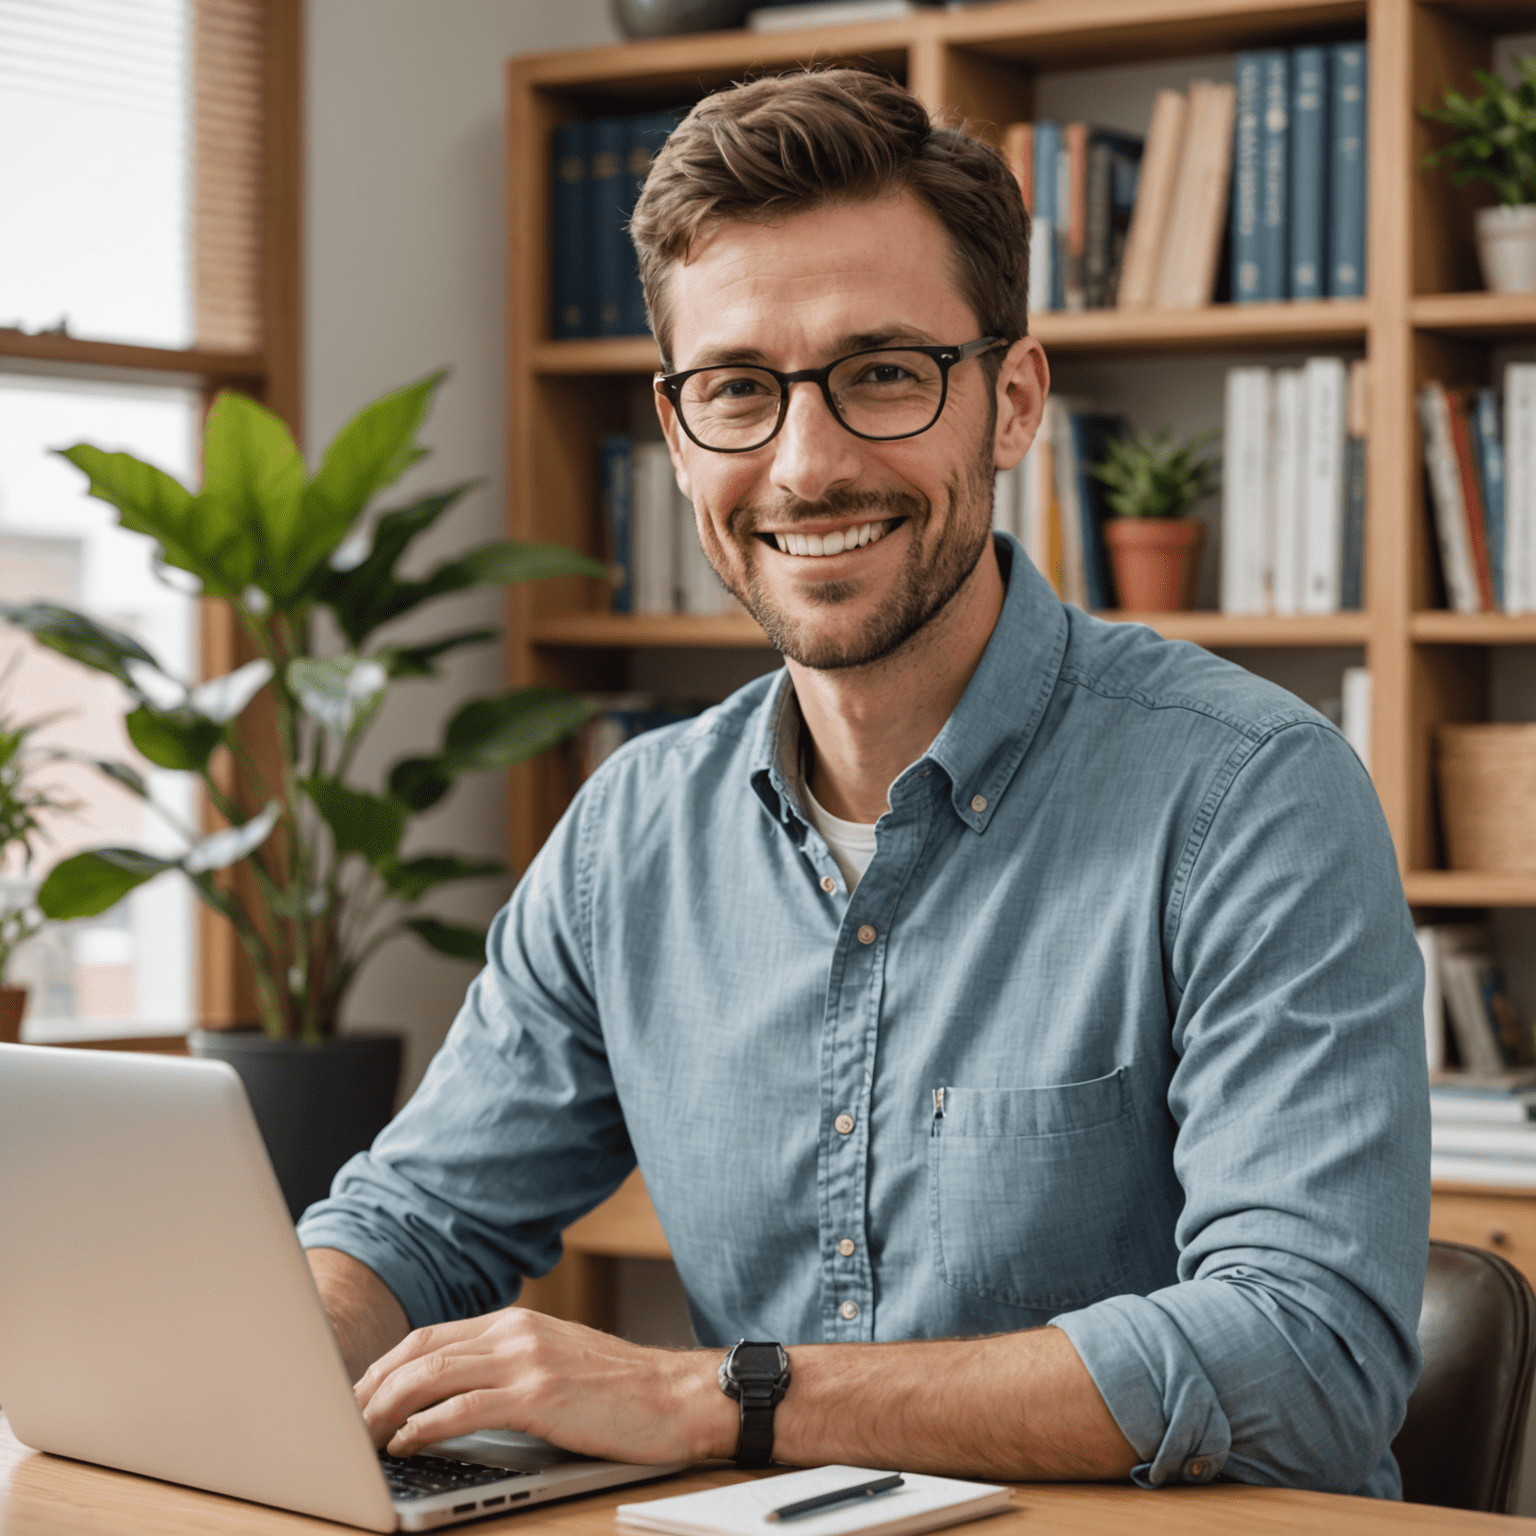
[718,1340,791,1467]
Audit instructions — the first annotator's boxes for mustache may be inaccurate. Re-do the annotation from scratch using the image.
[729,486,926,538]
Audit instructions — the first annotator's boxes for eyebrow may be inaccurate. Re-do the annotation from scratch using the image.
[678,328,943,372]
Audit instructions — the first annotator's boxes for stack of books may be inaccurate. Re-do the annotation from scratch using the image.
[1229,43,1369,304]
[1420,364,1536,614]
[550,109,684,340]
[1430,1075,1536,1189]
[1220,357,1369,615]
[992,398,1124,610]
[598,435,741,618]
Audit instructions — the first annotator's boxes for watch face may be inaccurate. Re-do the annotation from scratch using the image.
[721,1340,790,1395]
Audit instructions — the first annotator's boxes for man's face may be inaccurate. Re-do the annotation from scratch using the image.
[657,193,1036,672]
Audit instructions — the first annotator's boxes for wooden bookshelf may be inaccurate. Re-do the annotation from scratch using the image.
[505,1,1536,1318]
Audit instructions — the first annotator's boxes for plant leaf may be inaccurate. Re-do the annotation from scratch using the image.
[38,847,175,919]
[302,777,408,863]
[0,601,157,684]
[126,706,224,772]
[184,799,282,873]
[287,655,389,740]
[387,757,455,812]
[379,853,508,901]
[187,658,274,722]
[401,915,487,962]
[441,685,596,771]
[378,628,498,679]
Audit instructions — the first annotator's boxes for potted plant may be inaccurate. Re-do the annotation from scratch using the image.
[0,372,605,1214]
[1089,427,1221,612]
[1421,55,1536,294]
[0,659,76,1043]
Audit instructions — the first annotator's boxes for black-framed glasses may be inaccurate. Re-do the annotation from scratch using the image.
[656,336,1004,454]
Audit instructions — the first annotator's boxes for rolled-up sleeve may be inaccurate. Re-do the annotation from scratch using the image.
[1051,720,1430,1496]
[296,770,634,1329]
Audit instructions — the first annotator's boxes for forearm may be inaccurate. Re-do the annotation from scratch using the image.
[764,1327,1135,1481]
[307,1246,411,1384]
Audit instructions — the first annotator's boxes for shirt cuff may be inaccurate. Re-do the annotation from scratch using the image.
[1051,1296,1231,1489]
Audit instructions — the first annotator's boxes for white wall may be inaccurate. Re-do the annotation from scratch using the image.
[306,0,622,1094]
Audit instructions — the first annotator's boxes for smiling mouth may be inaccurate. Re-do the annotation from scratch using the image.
[755,518,904,558]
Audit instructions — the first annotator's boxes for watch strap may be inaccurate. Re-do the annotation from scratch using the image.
[735,1386,777,1468]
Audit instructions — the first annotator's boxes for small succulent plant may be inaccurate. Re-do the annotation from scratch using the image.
[1089,428,1222,520]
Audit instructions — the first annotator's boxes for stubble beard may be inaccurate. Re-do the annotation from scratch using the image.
[698,434,998,673]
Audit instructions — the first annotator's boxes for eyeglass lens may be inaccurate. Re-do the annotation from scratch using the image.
[676,349,947,450]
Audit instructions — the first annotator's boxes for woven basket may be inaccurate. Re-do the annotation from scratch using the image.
[1436,724,1536,871]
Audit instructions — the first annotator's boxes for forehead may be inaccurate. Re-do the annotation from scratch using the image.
[667,192,978,367]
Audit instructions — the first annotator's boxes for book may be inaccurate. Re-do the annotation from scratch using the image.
[675,484,735,616]
[1029,120,1059,314]
[1069,411,1125,609]
[1048,397,1088,607]
[551,119,592,338]
[1445,389,1495,611]
[623,111,684,336]
[1327,42,1368,298]
[1154,79,1236,308]
[1507,363,1536,614]
[1288,46,1329,301]
[1001,121,1031,211]
[1419,382,1482,613]
[632,440,678,614]
[1430,1154,1536,1189]
[1083,130,1143,308]
[1436,925,1528,1072]
[599,434,634,613]
[618,1466,1011,1536]
[1231,53,1264,303]
[1221,365,1272,614]
[1062,121,1089,311]
[1270,367,1306,614]
[1340,358,1369,610]
[1341,664,1371,774]
[1259,51,1290,303]
[591,117,627,336]
[1431,1122,1536,1159]
[1117,88,1186,309]
[1430,1084,1536,1123]
[1474,387,1507,611]
[992,463,1022,541]
[1020,433,1055,590]
[1301,355,1347,613]
[1417,926,1446,1072]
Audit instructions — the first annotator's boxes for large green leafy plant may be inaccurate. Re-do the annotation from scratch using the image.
[1421,55,1536,207]
[1089,428,1221,520]
[0,372,603,1040]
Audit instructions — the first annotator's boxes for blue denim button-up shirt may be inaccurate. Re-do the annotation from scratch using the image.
[300,535,1429,1499]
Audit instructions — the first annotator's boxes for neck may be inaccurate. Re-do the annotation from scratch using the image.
[790,542,1005,825]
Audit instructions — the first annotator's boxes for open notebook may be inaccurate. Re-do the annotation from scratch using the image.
[617,1466,1011,1536]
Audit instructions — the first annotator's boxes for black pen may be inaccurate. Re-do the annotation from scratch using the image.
[765,1474,905,1523]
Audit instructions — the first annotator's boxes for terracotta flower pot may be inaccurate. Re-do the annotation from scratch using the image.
[0,985,26,1044]
[1103,518,1206,612]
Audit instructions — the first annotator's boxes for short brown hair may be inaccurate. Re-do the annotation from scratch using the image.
[630,68,1029,369]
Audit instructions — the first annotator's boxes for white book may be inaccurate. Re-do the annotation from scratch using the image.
[1029,215,1054,317]
[1430,1088,1536,1123]
[1417,926,1446,1074]
[1432,1122,1536,1159]
[991,465,1020,540]
[1021,434,1052,582]
[1117,88,1186,310]
[1221,366,1271,614]
[632,441,679,615]
[1341,664,1371,774]
[1418,382,1480,614]
[675,486,716,616]
[619,1467,1011,1536]
[1049,398,1088,608]
[1270,367,1307,614]
[1431,1154,1536,1189]
[1507,362,1536,614]
[1300,355,1346,614]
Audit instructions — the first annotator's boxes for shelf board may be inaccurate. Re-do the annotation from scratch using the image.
[1410,612,1536,644]
[0,327,264,382]
[1411,291,1536,338]
[530,336,659,375]
[1032,300,1370,355]
[1404,870,1536,908]
[532,609,1370,650]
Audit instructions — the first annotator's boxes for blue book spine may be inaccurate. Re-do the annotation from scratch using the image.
[600,434,634,614]
[1071,412,1124,611]
[1032,121,1059,314]
[1328,42,1368,298]
[591,117,627,337]
[551,120,592,339]
[622,110,682,337]
[1288,47,1328,301]
[1232,54,1264,304]
[1259,52,1290,301]
[1476,387,1507,610]
[1340,435,1366,610]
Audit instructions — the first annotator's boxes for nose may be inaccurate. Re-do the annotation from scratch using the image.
[768,379,862,506]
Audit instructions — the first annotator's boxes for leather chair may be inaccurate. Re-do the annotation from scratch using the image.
[1393,1240,1536,1513]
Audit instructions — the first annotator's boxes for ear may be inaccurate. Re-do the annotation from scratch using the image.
[653,380,694,500]
[993,337,1050,472]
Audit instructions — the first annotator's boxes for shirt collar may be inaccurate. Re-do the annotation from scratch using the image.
[749,533,1069,834]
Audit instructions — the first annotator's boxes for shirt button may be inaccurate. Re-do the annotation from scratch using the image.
[820,875,836,893]
[857,924,876,944]
[839,1301,860,1321]
[834,1113,855,1135]
[1185,1459,1206,1479]
[970,793,987,813]
[838,1238,856,1257]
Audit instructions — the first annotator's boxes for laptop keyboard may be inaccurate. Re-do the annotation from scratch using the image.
[380,1451,533,1502]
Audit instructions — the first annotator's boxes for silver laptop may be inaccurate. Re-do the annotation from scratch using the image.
[0,1043,688,1531]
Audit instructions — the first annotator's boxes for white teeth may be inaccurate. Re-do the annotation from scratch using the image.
[771,519,891,556]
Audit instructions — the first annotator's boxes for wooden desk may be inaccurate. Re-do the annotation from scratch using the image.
[2,1415,1531,1536]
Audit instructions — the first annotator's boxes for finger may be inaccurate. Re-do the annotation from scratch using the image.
[385,1388,518,1457]
[361,1340,511,1448]
[355,1320,479,1410]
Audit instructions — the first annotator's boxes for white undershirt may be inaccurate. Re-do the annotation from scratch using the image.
[801,775,878,892]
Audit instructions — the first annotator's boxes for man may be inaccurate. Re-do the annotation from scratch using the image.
[300,69,1429,1496]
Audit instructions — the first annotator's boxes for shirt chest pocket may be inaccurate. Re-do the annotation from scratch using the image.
[928,1068,1155,1313]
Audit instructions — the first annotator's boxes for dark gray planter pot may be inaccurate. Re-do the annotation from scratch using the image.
[189,1029,401,1223]
[610,0,753,38]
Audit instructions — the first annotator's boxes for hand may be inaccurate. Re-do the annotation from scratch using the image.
[354,1305,738,1466]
